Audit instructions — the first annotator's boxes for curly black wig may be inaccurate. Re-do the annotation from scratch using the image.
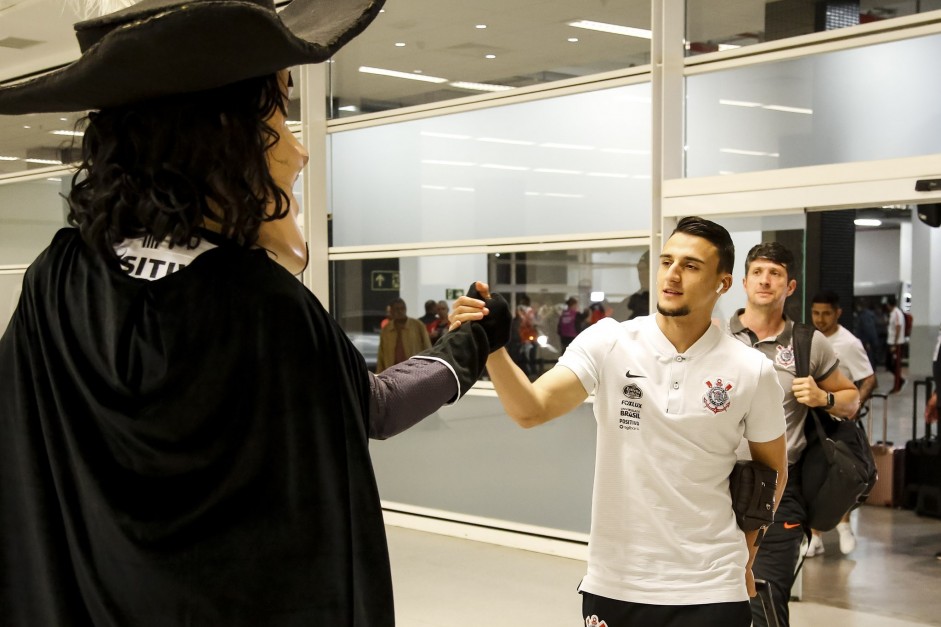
[67,73,289,265]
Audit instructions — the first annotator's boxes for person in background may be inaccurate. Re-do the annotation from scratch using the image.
[854,299,879,368]
[610,249,650,322]
[428,299,451,344]
[728,242,859,627]
[420,298,438,329]
[0,1,505,623]
[376,297,432,372]
[452,217,787,627]
[886,295,906,393]
[807,290,878,557]
[557,296,581,354]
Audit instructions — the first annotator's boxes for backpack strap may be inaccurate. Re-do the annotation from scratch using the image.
[792,322,814,380]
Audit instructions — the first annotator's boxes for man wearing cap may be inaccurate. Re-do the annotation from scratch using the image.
[0,1,509,624]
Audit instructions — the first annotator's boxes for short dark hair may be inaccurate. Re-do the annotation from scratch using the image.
[744,242,796,280]
[68,73,287,267]
[887,294,897,306]
[389,297,406,308]
[671,216,735,275]
[812,290,841,308]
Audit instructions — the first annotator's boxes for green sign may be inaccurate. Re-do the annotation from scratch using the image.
[371,270,399,291]
[445,288,465,300]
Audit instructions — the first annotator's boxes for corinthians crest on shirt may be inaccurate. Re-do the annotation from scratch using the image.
[775,343,796,368]
[703,378,733,414]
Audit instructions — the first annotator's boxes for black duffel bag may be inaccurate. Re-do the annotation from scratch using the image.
[794,323,877,532]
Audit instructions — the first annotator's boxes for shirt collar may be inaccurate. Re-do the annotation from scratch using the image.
[729,308,794,345]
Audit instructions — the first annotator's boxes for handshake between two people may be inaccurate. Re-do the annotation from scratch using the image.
[449,281,512,354]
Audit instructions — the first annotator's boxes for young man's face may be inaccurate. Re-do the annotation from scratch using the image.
[743,258,796,311]
[811,303,841,336]
[656,232,728,319]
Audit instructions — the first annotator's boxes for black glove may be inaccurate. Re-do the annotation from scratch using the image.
[418,322,489,401]
[466,282,512,352]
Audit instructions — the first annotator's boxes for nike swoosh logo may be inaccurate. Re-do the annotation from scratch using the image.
[783,522,801,530]
[625,370,646,379]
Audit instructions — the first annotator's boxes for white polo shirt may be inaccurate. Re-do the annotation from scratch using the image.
[827,325,873,383]
[558,316,785,605]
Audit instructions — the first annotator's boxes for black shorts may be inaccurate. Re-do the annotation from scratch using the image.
[581,591,751,627]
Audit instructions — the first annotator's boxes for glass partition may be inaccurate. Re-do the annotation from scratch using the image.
[686,32,941,176]
[686,0,941,56]
[370,394,596,534]
[0,270,26,337]
[0,176,69,265]
[329,82,652,246]
[328,0,652,117]
[331,245,649,375]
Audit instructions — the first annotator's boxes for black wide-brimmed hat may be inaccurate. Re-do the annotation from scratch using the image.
[0,0,384,115]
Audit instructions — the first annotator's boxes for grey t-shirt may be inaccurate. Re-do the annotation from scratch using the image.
[728,310,839,464]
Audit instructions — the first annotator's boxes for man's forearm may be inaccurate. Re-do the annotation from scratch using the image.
[486,348,544,428]
[857,374,877,407]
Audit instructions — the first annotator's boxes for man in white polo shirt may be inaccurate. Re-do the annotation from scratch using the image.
[453,217,787,626]
[808,290,877,556]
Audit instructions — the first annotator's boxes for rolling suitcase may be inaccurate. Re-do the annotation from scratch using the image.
[866,392,900,507]
[905,378,941,517]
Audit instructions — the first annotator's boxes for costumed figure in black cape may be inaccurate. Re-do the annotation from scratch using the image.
[0,1,512,625]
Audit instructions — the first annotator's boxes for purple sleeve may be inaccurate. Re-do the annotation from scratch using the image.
[367,357,458,440]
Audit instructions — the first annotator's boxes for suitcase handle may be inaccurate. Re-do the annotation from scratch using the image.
[869,392,890,446]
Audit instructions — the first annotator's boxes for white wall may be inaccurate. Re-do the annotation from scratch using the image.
[854,228,901,291]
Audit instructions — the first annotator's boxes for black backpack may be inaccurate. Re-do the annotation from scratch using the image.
[794,323,878,531]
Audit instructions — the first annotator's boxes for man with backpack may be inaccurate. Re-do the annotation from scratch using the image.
[728,242,859,627]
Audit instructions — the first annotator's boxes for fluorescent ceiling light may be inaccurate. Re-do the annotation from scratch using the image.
[25,158,63,165]
[476,137,533,145]
[481,163,529,171]
[534,168,582,175]
[720,99,763,108]
[568,20,651,39]
[854,218,882,227]
[338,105,358,112]
[421,185,447,190]
[449,81,513,92]
[359,66,448,83]
[421,159,476,166]
[590,291,605,302]
[421,131,471,140]
[540,142,594,150]
[587,172,629,178]
[47,177,62,182]
[602,147,650,155]
[720,148,779,157]
[50,130,83,136]
[718,43,741,51]
[0,156,18,161]
[544,192,584,198]
[525,192,541,196]
[763,104,813,115]
[632,174,652,179]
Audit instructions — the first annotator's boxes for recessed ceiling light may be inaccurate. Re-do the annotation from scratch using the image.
[855,218,883,227]
[394,42,406,47]
[359,66,448,83]
[0,156,19,161]
[59,117,67,121]
[449,81,513,92]
[24,158,63,165]
[22,125,30,129]
[476,24,487,29]
[414,70,423,74]
[568,37,579,42]
[568,20,652,40]
[338,105,358,112]
[485,54,496,59]
[50,130,83,136]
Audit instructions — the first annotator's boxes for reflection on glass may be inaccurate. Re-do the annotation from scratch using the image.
[0,177,69,265]
[686,0,938,56]
[686,33,941,176]
[327,0,652,117]
[330,83,652,246]
[330,246,649,374]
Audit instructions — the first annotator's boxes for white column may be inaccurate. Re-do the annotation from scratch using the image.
[909,214,941,377]
[651,0,686,308]
[300,63,330,306]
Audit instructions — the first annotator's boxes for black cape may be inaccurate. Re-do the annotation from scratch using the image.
[1,229,393,626]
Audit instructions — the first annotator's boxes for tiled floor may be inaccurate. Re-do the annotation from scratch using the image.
[384,367,941,626]
[386,504,941,626]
